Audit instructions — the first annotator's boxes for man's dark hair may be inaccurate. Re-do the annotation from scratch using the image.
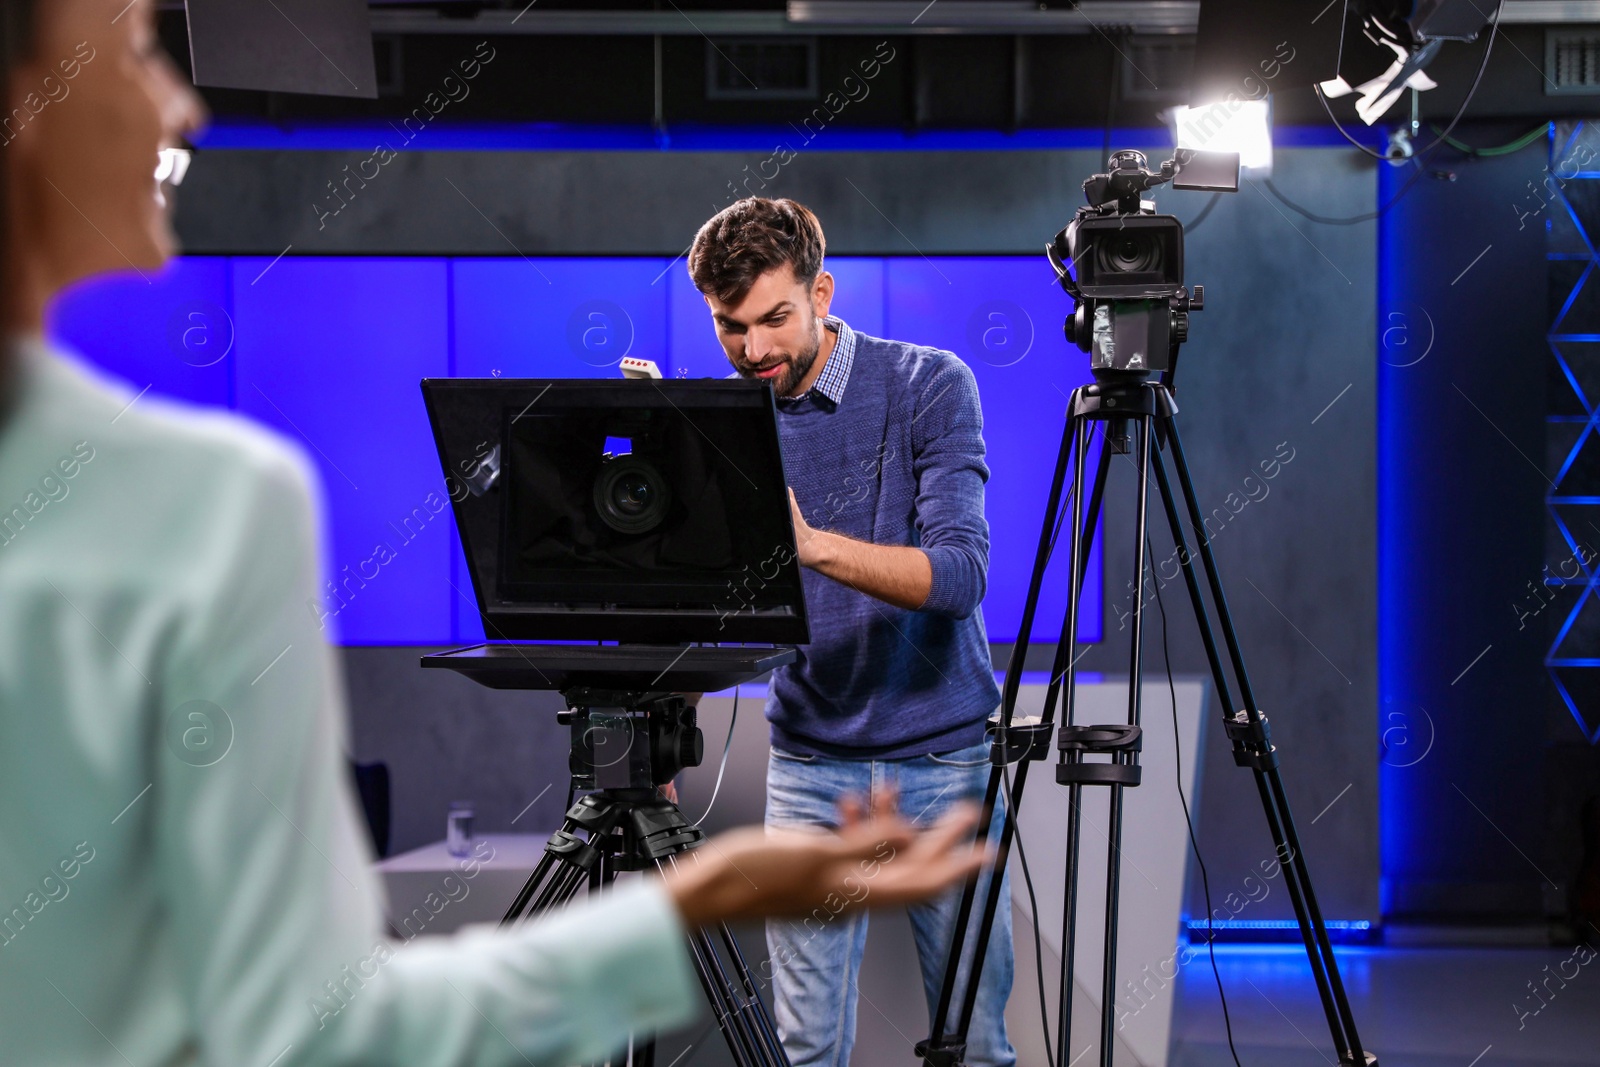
[688,198,826,306]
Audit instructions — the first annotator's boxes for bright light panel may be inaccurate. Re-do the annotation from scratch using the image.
[1170,99,1273,173]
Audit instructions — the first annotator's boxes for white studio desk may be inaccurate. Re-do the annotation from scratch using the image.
[376,677,1209,1067]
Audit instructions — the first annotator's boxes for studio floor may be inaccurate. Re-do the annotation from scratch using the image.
[1167,943,1600,1067]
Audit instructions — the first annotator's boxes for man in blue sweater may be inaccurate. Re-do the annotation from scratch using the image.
[688,198,1015,1067]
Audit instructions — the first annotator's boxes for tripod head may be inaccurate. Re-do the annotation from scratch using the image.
[559,688,704,791]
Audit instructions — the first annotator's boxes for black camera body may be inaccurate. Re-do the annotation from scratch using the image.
[1048,149,1236,375]
[1055,213,1185,301]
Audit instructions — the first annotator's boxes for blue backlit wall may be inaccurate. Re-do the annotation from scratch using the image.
[48,254,1103,647]
[1376,129,1553,922]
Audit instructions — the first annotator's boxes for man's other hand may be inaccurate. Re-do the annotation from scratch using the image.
[662,787,988,928]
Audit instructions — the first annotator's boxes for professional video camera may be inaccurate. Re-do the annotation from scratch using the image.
[1046,148,1238,375]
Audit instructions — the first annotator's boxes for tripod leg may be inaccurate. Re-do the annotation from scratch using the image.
[926,399,1081,1063]
[503,793,627,924]
[928,748,1011,1062]
[1042,430,1115,733]
[653,851,789,1067]
[501,852,568,925]
[1149,437,1352,1040]
[689,926,783,1067]
[923,432,1120,1067]
[1054,415,1094,1067]
[1093,417,1154,1067]
[716,923,788,1062]
[1160,418,1369,1065]
[949,428,1115,1054]
[1001,385,1082,735]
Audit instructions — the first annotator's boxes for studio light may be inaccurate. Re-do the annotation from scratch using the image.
[1167,98,1273,175]
[1318,0,1500,125]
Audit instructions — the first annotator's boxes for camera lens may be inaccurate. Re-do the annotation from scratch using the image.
[1097,233,1159,275]
[613,474,652,514]
[594,455,671,534]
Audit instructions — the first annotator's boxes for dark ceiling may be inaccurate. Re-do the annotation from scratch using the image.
[159,4,1596,136]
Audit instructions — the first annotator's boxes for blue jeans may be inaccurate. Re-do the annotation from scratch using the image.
[763,740,1017,1067]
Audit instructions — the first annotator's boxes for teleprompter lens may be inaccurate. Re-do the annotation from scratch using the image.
[593,454,672,534]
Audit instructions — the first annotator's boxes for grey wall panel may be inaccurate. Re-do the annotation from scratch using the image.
[177,147,1127,256]
[341,646,570,856]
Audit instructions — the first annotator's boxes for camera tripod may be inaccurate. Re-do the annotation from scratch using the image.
[422,647,800,1067]
[496,688,790,1067]
[918,371,1374,1067]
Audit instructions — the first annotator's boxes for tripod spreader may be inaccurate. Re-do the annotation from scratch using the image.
[1057,724,1143,787]
[986,715,1053,766]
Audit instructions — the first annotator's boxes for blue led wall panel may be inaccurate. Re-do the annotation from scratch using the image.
[452,257,671,378]
[449,257,675,641]
[232,257,453,645]
[666,256,887,380]
[47,257,234,408]
[884,258,1103,644]
[1377,136,1552,921]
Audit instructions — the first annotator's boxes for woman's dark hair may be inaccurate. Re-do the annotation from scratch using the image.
[688,197,826,306]
[0,0,32,258]
[0,0,35,414]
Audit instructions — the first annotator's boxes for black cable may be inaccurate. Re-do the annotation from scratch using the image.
[689,688,738,827]
[1314,0,1503,163]
[1413,2,1504,158]
[1428,120,1548,157]
[1148,538,1242,1067]
[1183,192,1223,235]
[1001,765,1056,1067]
[1101,33,1120,166]
[1260,155,1428,226]
[1315,81,1395,162]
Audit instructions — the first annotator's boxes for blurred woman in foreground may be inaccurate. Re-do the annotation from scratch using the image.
[0,3,989,1064]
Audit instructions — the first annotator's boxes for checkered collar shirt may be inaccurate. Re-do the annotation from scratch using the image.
[778,316,855,411]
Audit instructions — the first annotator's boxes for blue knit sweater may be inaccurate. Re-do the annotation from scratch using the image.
[765,316,1002,759]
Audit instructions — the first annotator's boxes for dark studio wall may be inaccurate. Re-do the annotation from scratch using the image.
[176,141,1387,923]
[1380,120,1600,927]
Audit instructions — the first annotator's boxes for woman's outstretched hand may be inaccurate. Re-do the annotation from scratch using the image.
[662,788,991,928]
